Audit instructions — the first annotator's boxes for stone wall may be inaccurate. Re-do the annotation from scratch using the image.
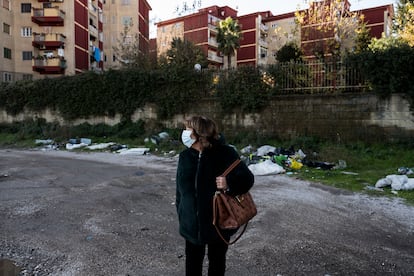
[1,93,413,143]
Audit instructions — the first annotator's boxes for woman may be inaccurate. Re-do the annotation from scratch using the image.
[176,115,254,276]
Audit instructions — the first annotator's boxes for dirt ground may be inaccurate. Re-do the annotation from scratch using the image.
[0,149,413,276]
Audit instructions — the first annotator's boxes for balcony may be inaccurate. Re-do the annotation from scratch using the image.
[260,24,269,34]
[32,57,66,74]
[32,33,65,49]
[32,7,65,26]
[89,24,98,39]
[38,0,64,2]
[259,38,268,47]
[208,51,223,64]
[208,22,218,34]
[208,38,219,48]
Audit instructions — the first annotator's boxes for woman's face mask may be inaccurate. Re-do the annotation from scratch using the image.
[181,129,196,148]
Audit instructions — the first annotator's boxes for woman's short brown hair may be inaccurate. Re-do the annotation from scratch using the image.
[184,115,219,149]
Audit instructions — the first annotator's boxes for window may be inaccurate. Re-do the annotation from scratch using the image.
[21,3,31,13]
[21,27,32,37]
[260,47,267,59]
[3,23,10,34]
[3,72,13,82]
[3,0,10,10]
[112,55,116,62]
[22,74,33,81]
[121,16,132,26]
[22,51,32,60]
[121,0,130,5]
[4,47,11,59]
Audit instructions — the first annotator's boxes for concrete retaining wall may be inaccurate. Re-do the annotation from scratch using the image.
[1,93,413,143]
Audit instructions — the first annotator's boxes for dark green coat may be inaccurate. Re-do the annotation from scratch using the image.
[176,143,254,245]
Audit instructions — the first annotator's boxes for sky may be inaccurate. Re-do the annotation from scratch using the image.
[148,0,397,37]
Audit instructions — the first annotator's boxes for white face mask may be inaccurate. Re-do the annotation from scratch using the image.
[181,130,196,148]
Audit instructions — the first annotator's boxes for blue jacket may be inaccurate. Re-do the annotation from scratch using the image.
[176,142,254,245]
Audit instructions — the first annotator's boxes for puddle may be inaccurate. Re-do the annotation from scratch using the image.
[0,259,21,276]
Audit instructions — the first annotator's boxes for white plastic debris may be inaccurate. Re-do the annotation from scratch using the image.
[66,143,88,150]
[158,132,169,140]
[35,139,54,145]
[248,159,285,175]
[256,145,276,156]
[87,142,116,150]
[118,147,150,155]
[240,145,253,154]
[375,174,414,191]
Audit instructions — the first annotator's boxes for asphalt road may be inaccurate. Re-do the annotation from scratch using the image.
[0,149,413,276]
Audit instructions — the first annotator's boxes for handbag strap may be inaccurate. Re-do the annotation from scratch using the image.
[213,159,246,245]
[221,159,241,177]
[213,193,248,245]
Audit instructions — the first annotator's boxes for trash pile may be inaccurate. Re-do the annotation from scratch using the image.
[239,144,340,176]
[34,132,172,156]
[375,167,414,191]
[35,137,414,191]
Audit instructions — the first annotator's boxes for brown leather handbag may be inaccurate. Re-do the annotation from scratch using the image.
[213,159,257,245]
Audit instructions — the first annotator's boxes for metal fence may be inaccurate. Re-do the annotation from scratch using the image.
[267,61,368,94]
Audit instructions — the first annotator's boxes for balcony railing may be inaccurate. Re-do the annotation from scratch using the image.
[208,38,218,48]
[208,52,223,63]
[260,24,269,33]
[32,7,65,26]
[32,57,66,74]
[89,24,98,38]
[259,38,268,47]
[208,23,218,34]
[32,33,65,49]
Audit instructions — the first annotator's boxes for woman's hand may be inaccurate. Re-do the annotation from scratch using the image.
[215,176,228,190]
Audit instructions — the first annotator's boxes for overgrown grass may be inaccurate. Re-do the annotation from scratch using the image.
[290,142,414,205]
[0,130,413,205]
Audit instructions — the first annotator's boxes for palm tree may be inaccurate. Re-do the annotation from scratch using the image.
[216,16,241,69]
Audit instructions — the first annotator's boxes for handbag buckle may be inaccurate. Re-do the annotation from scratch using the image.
[235,195,244,204]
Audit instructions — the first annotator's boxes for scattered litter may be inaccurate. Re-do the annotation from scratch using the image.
[248,159,285,175]
[256,145,276,156]
[398,167,413,175]
[66,138,92,150]
[364,185,383,191]
[66,143,88,150]
[87,142,116,150]
[375,174,414,191]
[158,132,169,140]
[341,171,359,175]
[240,145,253,154]
[334,160,347,170]
[303,160,335,170]
[289,159,303,170]
[144,132,170,145]
[35,139,54,145]
[80,138,92,145]
[118,148,150,155]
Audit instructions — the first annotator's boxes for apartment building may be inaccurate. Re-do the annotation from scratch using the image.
[156,5,238,68]
[0,0,104,82]
[154,1,394,68]
[297,0,394,59]
[102,0,151,69]
[0,0,151,82]
[362,4,394,39]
